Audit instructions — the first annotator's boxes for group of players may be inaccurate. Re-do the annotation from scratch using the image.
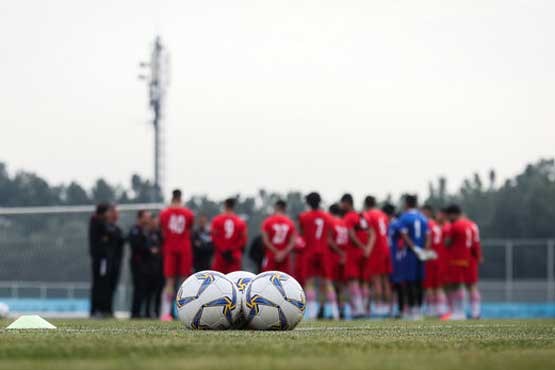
[158,189,482,321]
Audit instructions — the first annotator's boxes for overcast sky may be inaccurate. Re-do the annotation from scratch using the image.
[1,0,553,204]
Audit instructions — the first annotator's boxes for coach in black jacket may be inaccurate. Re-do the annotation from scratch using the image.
[128,210,153,318]
[89,203,112,318]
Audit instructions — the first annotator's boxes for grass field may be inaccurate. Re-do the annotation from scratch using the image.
[1,319,555,370]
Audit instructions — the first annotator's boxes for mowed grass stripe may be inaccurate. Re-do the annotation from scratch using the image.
[1,319,554,370]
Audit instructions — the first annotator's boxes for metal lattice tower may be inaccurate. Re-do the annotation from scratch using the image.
[139,36,169,201]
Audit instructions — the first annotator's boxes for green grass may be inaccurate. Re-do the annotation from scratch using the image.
[1,319,555,370]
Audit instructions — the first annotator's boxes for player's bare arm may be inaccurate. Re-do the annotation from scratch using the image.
[365,227,376,258]
[328,232,345,263]
[348,228,364,249]
[261,231,279,255]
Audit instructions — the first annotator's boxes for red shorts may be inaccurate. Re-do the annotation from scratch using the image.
[423,258,443,289]
[211,252,242,274]
[345,247,365,280]
[466,259,479,285]
[445,260,468,284]
[328,251,346,282]
[302,251,332,280]
[262,255,291,275]
[293,252,305,286]
[365,246,392,280]
[163,247,192,278]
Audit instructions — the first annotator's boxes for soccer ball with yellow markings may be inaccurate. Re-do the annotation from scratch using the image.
[176,270,240,330]
[226,271,256,329]
[242,271,306,330]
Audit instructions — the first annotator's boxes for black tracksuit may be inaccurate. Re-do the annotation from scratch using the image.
[89,215,112,316]
[129,225,164,318]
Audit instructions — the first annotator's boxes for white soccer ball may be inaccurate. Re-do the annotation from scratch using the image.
[176,270,240,330]
[243,271,306,330]
[0,302,9,318]
[226,271,256,303]
[226,271,256,328]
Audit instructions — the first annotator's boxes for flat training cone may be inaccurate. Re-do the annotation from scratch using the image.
[6,315,56,329]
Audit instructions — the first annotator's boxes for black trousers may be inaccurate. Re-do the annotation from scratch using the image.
[131,262,164,318]
[394,281,423,314]
[90,257,112,316]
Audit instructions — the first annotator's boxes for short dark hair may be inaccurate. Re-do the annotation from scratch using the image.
[422,204,434,213]
[305,192,321,210]
[381,203,395,216]
[340,193,353,206]
[95,203,110,216]
[364,195,376,209]
[445,204,462,215]
[137,209,147,219]
[328,203,341,216]
[404,194,418,208]
[224,198,236,209]
[172,189,182,201]
[275,200,287,211]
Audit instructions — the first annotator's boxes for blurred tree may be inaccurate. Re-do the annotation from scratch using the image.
[91,179,116,203]
[64,182,90,205]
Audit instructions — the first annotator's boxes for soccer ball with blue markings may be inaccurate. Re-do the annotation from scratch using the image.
[226,271,256,328]
[176,270,240,330]
[242,271,306,330]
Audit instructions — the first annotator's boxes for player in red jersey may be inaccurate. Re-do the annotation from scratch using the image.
[327,203,349,318]
[421,205,448,317]
[292,235,307,286]
[363,196,393,316]
[261,200,297,274]
[158,189,195,321]
[211,198,248,274]
[298,192,339,319]
[467,220,483,319]
[443,204,473,320]
[340,193,370,317]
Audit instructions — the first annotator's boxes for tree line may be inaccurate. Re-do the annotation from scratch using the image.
[1,158,554,238]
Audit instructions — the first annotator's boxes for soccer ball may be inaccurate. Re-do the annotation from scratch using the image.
[176,270,240,330]
[243,271,306,330]
[226,271,256,302]
[0,302,9,318]
[226,271,256,328]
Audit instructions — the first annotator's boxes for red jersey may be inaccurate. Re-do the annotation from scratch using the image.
[447,217,474,267]
[211,213,247,252]
[428,219,443,251]
[470,221,482,261]
[159,206,195,252]
[343,210,369,248]
[330,217,349,250]
[298,209,332,253]
[365,209,389,252]
[261,214,296,251]
[441,222,452,244]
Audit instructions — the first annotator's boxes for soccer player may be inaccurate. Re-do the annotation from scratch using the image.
[397,194,429,319]
[327,203,349,318]
[467,220,483,319]
[340,193,369,318]
[298,192,339,319]
[382,203,407,317]
[211,198,248,273]
[159,189,195,321]
[363,196,393,317]
[421,205,448,317]
[261,200,297,274]
[443,204,473,320]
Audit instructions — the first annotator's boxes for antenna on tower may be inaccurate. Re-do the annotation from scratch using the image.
[139,35,169,201]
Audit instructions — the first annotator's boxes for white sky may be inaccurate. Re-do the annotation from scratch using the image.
[1,0,553,204]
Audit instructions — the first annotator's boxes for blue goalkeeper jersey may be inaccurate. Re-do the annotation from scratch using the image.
[398,209,428,248]
[397,209,428,282]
